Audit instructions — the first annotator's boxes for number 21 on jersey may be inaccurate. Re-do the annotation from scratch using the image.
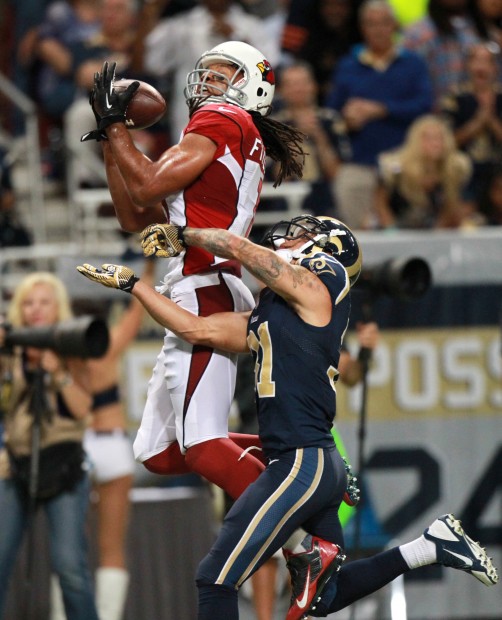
[247,322,275,398]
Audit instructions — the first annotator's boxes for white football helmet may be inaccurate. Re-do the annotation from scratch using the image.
[184,40,275,116]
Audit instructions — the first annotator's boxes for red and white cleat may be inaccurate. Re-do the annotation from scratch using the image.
[283,537,345,620]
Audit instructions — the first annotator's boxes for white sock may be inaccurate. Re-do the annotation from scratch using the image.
[96,567,130,620]
[399,535,437,569]
[49,575,66,620]
[282,529,312,554]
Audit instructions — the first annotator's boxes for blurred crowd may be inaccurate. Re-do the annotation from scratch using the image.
[2,0,502,245]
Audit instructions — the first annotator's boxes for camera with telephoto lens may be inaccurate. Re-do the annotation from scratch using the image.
[356,257,431,301]
[2,316,109,358]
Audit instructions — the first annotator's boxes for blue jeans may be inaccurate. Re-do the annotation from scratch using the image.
[0,473,99,620]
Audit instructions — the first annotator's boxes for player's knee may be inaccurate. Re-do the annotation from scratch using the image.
[143,453,169,475]
[142,443,190,475]
[184,440,216,474]
[195,556,214,588]
[196,556,237,590]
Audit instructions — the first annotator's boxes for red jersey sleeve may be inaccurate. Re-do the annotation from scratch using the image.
[184,105,248,159]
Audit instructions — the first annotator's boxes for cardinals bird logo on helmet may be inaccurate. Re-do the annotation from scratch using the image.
[257,60,275,85]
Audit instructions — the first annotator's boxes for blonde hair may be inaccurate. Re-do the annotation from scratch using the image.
[7,272,73,327]
[380,115,471,209]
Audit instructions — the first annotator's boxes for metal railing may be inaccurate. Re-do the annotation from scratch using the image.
[0,72,45,243]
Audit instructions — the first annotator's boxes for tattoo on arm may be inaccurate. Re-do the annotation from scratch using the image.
[250,254,310,291]
[249,254,288,288]
[184,227,307,290]
[184,228,233,258]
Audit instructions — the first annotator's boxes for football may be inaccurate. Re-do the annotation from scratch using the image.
[114,79,167,130]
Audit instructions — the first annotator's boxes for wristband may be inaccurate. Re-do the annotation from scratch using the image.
[98,115,126,131]
[177,226,187,247]
[125,275,140,293]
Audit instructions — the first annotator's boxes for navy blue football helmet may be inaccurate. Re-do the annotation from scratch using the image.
[263,214,362,287]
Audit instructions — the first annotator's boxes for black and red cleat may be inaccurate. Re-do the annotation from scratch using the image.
[283,537,345,620]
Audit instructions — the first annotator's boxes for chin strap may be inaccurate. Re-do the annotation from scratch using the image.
[291,233,329,262]
[274,234,328,263]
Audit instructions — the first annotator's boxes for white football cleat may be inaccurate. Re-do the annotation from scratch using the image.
[424,513,498,586]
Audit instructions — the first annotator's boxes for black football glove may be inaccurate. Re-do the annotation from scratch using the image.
[81,78,109,142]
[91,61,139,131]
[140,224,187,258]
[80,90,107,142]
[76,263,139,293]
[81,128,107,142]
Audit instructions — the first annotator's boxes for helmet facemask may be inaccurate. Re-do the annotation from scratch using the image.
[184,60,248,114]
[263,215,362,286]
[264,216,330,255]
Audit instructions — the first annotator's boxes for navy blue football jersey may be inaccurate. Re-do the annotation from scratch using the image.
[247,252,351,456]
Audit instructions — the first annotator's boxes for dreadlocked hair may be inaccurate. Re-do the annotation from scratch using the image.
[250,111,306,187]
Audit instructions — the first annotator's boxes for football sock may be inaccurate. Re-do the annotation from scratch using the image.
[314,548,410,615]
[282,529,310,553]
[95,567,129,620]
[197,584,238,619]
[399,534,437,569]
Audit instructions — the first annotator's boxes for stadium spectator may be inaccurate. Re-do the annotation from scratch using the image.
[20,0,102,179]
[35,0,101,119]
[401,0,481,109]
[0,272,98,620]
[440,42,502,208]
[63,0,159,189]
[271,61,351,216]
[83,259,155,620]
[475,162,502,224]
[471,0,502,52]
[375,114,473,229]
[280,0,363,103]
[4,0,53,134]
[50,258,156,620]
[0,148,31,248]
[325,0,433,229]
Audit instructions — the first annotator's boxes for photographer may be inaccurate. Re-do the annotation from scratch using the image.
[0,272,99,620]
[339,320,380,387]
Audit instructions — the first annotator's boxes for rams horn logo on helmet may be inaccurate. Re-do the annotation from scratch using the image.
[257,60,275,85]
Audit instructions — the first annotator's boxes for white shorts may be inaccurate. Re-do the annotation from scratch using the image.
[84,429,136,483]
[133,272,255,462]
